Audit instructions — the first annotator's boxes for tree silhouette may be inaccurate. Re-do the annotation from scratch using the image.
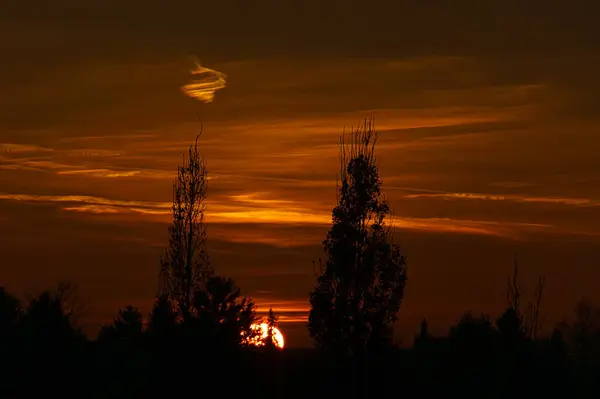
[0,287,21,374]
[419,318,429,340]
[17,282,86,392]
[192,275,258,348]
[308,118,407,358]
[151,130,260,362]
[98,305,143,342]
[557,298,600,369]
[159,129,213,321]
[413,318,430,349]
[147,295,178,338]
[20,282,85,348]
[498,255,525,341]
[0,287,21,341]
[449,312,496,346]
[497,255,545,342]
[264,308,280,349]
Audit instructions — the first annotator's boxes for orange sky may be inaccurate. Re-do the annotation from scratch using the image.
[1,1,599,347]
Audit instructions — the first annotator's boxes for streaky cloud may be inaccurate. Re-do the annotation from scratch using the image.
[0,158,73,171]
[0,149,173,179]
[57,169,141,178]
[0,191,566,239]
[180,58,226,103]
[0,193,170,214]
[62,149,122,157]
[0,143,54,154]
[59,134,159,142]
[403,191,600,207]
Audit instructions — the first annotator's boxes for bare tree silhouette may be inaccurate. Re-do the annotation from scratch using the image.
[497,254,546,341]
[158,128,213,321]
[308,118,407,358]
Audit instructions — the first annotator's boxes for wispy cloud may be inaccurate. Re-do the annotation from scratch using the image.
[0,158,74,172]
[391,217,554,238]
[59,134,159,142]
[227,193,297,206]
[0,144,174,178]
[212,106,525,139]
[63,205,122,214]
[0,193,171,214]
[61,149,123,157]
[56,168,173,179]
[0,191,568,239]
[57,169,141,178]
[180,58,227,103]
[0,143,54,154]
[0,158,165,179]
[403,191,600,208]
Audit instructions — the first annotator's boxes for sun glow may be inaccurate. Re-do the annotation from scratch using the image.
[244,323,285,349]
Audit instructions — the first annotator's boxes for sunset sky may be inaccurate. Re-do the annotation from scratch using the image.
[1,1,599,347]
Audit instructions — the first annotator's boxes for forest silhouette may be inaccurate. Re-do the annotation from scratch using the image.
[1,118,598,398]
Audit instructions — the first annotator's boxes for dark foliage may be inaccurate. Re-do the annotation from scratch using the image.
[309,119,407,360]
[1,284,594,398]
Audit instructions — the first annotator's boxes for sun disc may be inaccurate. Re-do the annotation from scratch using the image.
[243,323,285,349]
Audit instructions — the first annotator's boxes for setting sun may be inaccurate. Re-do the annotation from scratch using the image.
[243,323,285,349]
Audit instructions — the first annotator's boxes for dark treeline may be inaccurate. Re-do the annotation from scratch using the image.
[1,119,599,398]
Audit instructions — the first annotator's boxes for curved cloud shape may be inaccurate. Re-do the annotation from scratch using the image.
[180,58,227,103]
